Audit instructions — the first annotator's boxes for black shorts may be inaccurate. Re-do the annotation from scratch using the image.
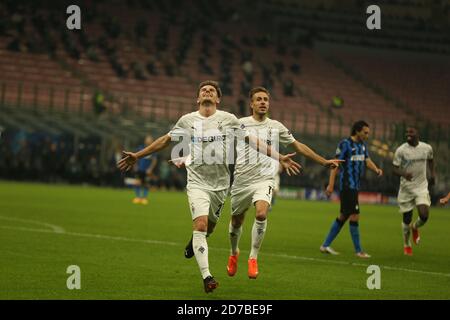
[136,171,148,185]
[340,189,360,216]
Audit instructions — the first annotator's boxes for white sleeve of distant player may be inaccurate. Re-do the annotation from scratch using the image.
[277,122,296,147]
[231,114,249,139]
[168,115,188,139]
[428,145,433,160]
[392,148,402,166]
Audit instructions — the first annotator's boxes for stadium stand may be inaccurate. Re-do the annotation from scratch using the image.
[0,0,448,194]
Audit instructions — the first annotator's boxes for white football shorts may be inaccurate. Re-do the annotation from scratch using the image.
[186,188,228,223]
[397,187,431,213]
[230,180,274,216]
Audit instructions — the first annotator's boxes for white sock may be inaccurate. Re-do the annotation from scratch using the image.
[402,222,411,247]
[192,231,211,279]
[229,222,242,256]
[249,219,267,259]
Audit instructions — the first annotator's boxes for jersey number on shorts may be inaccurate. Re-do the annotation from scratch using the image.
[267,186,272,197]
[214,203,224,218]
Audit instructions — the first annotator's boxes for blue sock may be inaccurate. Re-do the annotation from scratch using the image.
[142,187,149,198]
[349,221,362,253]
[134,186,141,198]
[323,218,344,247]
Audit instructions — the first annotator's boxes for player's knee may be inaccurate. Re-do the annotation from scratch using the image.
[349,220,359,227]
[231,220,242,228]
[335,218,345,227]
[193,218,208,232]
[255,211,267,221]
[417,206,429,220]
[195,225,207,232]
[403,211,413,225]
[232,214,244,228]
[418,213,428,223]
[255,203,269,221]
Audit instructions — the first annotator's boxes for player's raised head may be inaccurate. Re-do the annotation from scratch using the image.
[351,120,370,141]
[249,87,270,116]
[197,80,222,106]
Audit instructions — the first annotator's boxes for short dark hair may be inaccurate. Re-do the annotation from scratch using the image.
[249,86,270,100]
[407,125,419,132]
[351,120,369,135]
[198,80,222,98]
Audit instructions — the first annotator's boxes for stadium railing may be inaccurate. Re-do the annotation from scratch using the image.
[1,81,448,146]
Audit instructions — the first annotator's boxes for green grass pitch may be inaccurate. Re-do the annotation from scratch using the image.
[1,181,449,299]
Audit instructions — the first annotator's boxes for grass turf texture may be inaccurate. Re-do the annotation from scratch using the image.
[1,181,449,299]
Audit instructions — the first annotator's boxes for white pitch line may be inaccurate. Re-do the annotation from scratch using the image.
[3,250,35,258]
[1,225,450,279]
[262,252,450,278]
[0,216,65,233]
[0,225,179,246]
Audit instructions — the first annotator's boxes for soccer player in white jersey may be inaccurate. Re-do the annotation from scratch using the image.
[227,87,343,279]
[117,81,301,293]
[393,126,435,256]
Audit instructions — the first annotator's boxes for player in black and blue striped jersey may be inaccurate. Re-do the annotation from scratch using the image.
[321,121,383,258]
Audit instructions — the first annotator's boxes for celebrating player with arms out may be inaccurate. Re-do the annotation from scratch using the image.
[117,81,301,293]
[321,120,383,258]
[226,87,343,279]
[393,126,435,256]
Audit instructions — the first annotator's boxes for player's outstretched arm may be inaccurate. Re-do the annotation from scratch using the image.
[246,135,302,176]
[290,141,342,168]
[366,158,383,176]
[440,192,450,205]
[117,134,172,172]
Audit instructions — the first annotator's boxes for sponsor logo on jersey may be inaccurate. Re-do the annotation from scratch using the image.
[191,135,226,143]
[350,155,366,161]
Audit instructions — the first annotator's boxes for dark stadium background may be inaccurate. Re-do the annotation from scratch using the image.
[1,0,448,201]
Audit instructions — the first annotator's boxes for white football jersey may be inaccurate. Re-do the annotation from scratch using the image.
[393,141,433,192]
[168,110,247,191]
[232,116,296,188]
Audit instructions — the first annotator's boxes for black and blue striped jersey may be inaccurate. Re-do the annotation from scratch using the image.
[335,137,369,191]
